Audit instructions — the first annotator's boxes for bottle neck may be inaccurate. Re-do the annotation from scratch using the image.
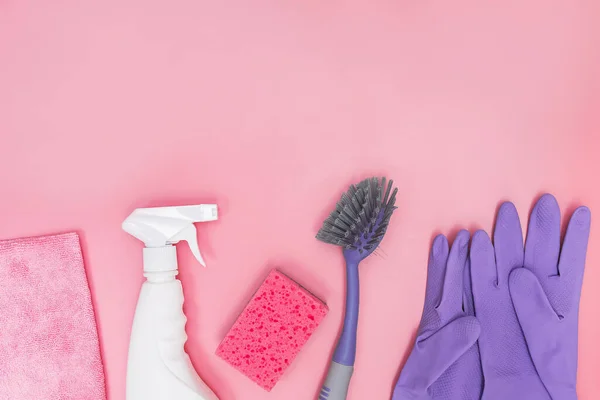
[143,246,178,273]
[144,270,178,283]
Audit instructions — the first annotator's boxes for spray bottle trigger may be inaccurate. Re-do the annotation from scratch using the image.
[168,224,207,267]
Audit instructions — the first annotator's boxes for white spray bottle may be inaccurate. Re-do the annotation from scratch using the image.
[123,205,220,400]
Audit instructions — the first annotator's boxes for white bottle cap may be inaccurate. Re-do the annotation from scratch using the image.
[122,205,218,272]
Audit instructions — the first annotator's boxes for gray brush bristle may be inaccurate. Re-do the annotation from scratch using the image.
[316,177,398,250]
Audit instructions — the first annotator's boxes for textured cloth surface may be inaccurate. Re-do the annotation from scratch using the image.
[0,233,106,400]
[393,230,482,400]
[216,269,328,391]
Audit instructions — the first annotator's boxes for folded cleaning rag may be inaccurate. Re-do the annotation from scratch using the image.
[0,232,106,400]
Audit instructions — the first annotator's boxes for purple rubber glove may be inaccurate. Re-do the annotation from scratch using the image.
[471,194,591,400]
[393,230,483,400]
[510,195,591,399]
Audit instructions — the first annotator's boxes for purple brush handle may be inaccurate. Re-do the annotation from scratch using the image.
[333,258,360,366]
[320,259,359,399]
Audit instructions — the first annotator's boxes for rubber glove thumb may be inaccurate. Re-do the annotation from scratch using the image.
[509,268,577,400]
[393,316,480,399]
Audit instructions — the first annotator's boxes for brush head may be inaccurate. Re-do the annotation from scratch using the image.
[316,177,398,263]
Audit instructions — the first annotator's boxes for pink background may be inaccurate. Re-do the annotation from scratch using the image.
[1,1,599,399]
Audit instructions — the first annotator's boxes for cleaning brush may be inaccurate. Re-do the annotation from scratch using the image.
[316,177,398,400]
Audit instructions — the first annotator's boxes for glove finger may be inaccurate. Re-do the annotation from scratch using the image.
[553,206,591,317]
[524,194,561,278]
[494,202,524,286]
[436,230,470,318]
[471,228,537,379]
[463,258,475,316]
[470,230,496,297]
[396,316,481,393]
[509,268,568,389]
[423,235,449,318]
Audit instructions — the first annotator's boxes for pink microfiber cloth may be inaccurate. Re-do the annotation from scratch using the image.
[0,233,106,400]
[216,269,328,391]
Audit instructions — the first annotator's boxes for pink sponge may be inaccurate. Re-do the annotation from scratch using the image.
[216,269,328,391]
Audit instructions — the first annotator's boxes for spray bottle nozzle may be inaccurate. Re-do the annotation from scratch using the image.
[122,204,218,271]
